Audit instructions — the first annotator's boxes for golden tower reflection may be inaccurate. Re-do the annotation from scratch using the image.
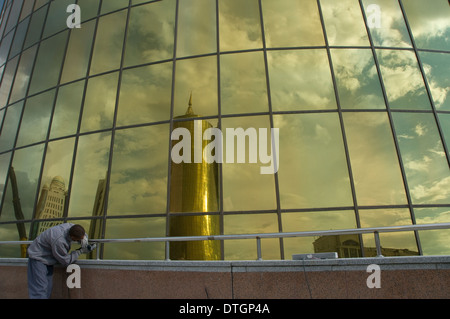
[169,94,221,260]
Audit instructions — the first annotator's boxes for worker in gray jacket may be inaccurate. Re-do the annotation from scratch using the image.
[27,223,96,299]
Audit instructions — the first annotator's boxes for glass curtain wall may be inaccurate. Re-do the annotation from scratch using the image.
[0,0,449,260]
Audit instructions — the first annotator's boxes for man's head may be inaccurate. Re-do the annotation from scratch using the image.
[69,224,86,242]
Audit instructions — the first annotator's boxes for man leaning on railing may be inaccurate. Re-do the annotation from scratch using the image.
[27,223,96,299]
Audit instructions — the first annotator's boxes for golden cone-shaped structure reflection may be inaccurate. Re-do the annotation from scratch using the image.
[169,94,221,260]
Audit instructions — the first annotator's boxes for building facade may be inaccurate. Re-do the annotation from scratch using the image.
[0,0,449,260]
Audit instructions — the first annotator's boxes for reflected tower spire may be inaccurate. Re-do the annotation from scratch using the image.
[168,94,221,260]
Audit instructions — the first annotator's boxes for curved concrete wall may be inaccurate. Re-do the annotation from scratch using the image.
[1,256,449,299]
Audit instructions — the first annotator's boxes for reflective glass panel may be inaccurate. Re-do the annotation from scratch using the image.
[282,210,362,259]
[283,236,319,257]
[267,49,336,111]
[320,0,370,46]
[402,0,450,51]
[262,0,324,48]
[0,56,19,107]
[282,211,358,258]
[331,49,385,109]
[39,138,74,195]
[28,31,68,95]
[309,234,363,258]
[9,45,37,103]
[343,112,407,205]
[361,0,412,47]
[221,116,277,212]
[173,55,217,118]
[117,62,172,127]
[220,51,268,115]
[5,0,23,35]
[68,132,111,217]
[176,0,216,57]
[376,49,430,110]
[0,144,44,221]
[60,19,95,84]
[0,4,11,38]
[393,112,450,205]
[31,138,75,238]
[0,6,11,35]
[50,80,84,139]
[415,207,450,255]
[282,210,356,232]
[89,10,127,75]
[124,0,175,67]
[23,5,47,49]
[0,152,12,209]
[0,222,31,257]
[224,213,279,260]
[16,89,55,147]
[283,210,358,257]
[42,0,73,38]
[274,113,353,209]
[0,31,13,66]
[77,0,100,22]
[19,0,35,22]
[438,113,450,155]
[419,51,450,111]
[218,0,262,52]
[108,124,169,216]
[80,72,118,133]
[359,208,413,228]
[100,0,129,14]
[362,231,418,257]
[34,0,48,11]
[0,101,23,152]
[103,217,166,260]
[10,17,30,58]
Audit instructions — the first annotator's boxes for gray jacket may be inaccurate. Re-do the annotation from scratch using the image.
[27,223,82,266]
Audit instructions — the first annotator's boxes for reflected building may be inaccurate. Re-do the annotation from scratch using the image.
[169,95,221,260]
[31,176,67,239]
[313,235,419,258]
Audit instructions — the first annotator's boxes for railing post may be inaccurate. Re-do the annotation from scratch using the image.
[256,237,262,261]
[96,244,100,260]
[165,240,170,261]
[374,231,383,257]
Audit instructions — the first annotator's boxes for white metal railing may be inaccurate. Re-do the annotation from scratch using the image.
[1,223,450,260]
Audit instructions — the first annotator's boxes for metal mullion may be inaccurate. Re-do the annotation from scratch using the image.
[32,17,72,227]
[97,0,133,259]
[63,0,102,224]
[397,0,450,169]
[358,0,422,255]
[215,0,225,260]
[164,0,179,260]
[317,0,361,237]
[417,48,450,54]
[258,0,283,260]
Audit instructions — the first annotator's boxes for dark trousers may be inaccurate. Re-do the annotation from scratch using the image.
[27,258,54,299]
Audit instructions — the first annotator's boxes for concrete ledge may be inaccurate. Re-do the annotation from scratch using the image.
[1,256,450,299]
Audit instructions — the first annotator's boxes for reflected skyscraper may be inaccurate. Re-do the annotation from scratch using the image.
[169,95,221,260]
[31,176,67,239]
